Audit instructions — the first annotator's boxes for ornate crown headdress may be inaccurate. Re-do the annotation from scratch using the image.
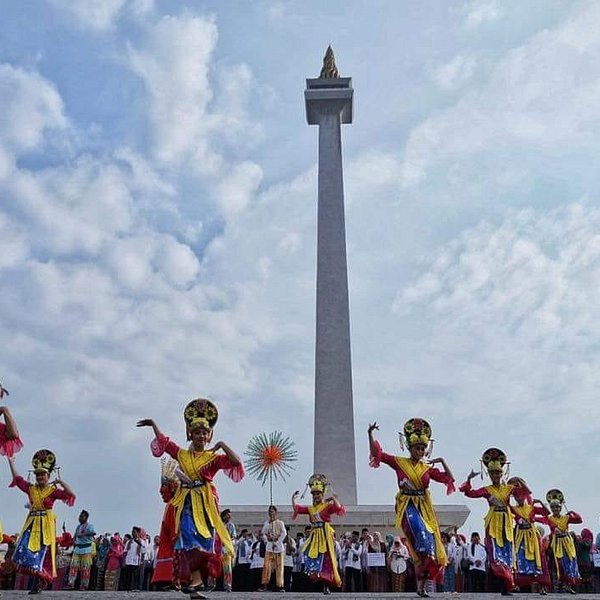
[481,447,509,478]
[184,398,218,438]
[546,488,565,508]
[399,418,434,456]
[31,449,57,475]
[308,473,329,494]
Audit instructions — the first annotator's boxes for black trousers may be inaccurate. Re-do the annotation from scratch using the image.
[470,569,486,593]
[344,567,362,592]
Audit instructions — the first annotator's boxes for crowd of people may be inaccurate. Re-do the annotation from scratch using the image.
[0,398,598,597]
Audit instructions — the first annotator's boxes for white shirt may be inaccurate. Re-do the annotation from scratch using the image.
[467,542,487,571]
[236,538,253,565]
[346,542,363,570]
[388,544,409,574]
[250,541,265,569]
[124,539,141,566]
[261,519,287,554]
[453,543,467,573]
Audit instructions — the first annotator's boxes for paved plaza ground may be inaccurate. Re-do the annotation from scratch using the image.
[0,593,598,600]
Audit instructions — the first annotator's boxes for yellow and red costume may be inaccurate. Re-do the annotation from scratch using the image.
[293,474,345,588]
[151,458,187,588]
[538,489,582,588]
[507,477,551,588]
[10,450,75,583]
[370,419,454,583]
[150,399,244,581]
[459,448,516,590]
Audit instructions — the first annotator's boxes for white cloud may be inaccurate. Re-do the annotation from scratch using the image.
[462,0,502,29]
[433,55,478,91]
[127,15,220,171]
[402,3,600,188]
[216,161,263,218]
[48,0,128,30]
[395,203,600,430]
[0,64,67,164]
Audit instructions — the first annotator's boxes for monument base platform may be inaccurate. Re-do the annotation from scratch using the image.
[227,504,469,536]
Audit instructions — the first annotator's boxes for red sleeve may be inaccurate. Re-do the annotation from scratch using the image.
[369,440,400,470]
[292,504,310,519]
[0,423,23,458]
[534,514,550,526]
[568,512,583,525]
[459,480,491,499]
[321,501,347,519]
[8,475,30,494]
[150,434,180,459]
[207,454,245,482]
[51,488,76,507]
[428,467,455,495]
[532,505,550,518]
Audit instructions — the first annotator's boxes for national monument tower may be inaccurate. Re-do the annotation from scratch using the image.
[305,46,357,504]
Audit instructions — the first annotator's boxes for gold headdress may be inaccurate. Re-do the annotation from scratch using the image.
[546,488,564,508]
[31,449,57,474]
[184,398,218,439]
[400,418,433,455]
[481,447,508,476]
[308,473,329,494]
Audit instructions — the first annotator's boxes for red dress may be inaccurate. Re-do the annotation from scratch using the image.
[151,480,190,588]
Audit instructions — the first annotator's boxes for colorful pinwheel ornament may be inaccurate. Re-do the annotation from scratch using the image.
[244,431,298,504]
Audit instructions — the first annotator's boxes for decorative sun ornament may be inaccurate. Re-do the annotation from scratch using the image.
[244,431,298,504]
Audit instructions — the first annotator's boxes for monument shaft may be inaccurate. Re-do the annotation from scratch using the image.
[305,66,357,504]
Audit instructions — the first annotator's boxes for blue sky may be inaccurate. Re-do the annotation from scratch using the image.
[1,0,600,537]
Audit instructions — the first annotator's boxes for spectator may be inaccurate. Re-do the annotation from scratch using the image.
[104,534,123,591]
[466,532,486,593]
[366,531,388,592]
[388,536,409,592]
[122,527,142,591]
[233,529,253,591]
[283,534,296,591]
[343,531,362,592]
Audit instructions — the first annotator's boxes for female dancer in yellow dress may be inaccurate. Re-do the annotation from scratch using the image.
[368,419,454,598]
[459,448,517,595]
[137,398,244,600]
[291,474,345,595]
[506,477,550,594]
[539,489,582,594]
[7,450,75,594]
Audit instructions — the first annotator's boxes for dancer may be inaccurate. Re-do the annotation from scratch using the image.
[137,398,244,600]
[507,477,551,594]
[291,474,345,595]
[0,404,22,457]
[0,401,22,551]
[368,419,454,597]
[459,448,516,595]
[540,489,582,594]
[151,458,181,589]
[6,450,75,594]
